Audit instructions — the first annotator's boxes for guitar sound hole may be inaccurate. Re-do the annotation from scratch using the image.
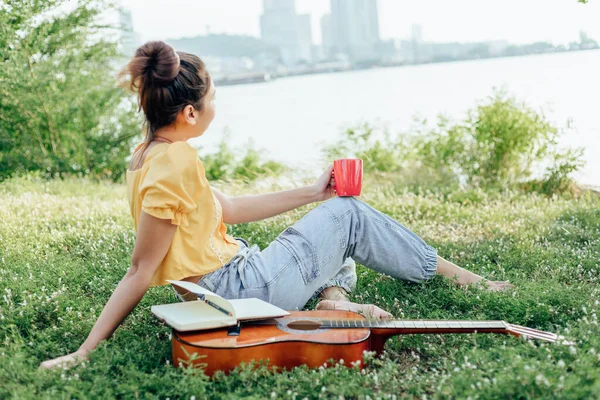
[286,320,322,331]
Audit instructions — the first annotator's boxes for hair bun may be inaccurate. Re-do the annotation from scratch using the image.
[132,41,180,87]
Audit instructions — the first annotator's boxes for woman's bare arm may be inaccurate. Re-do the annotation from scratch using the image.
[213,186,320,225]
[39,212,177,369]
[213,165,336,225]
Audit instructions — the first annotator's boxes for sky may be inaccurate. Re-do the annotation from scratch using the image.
[119,0,600,46]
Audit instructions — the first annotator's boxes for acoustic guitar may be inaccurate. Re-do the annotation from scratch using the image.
[171,310,569,377]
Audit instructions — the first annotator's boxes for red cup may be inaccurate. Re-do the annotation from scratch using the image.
[333,159,363,197]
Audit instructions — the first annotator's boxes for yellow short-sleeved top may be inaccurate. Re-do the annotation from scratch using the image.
[126,141,239,287]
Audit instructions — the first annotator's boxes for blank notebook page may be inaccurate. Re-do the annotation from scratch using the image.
[229,298,290,320]
[153,301,236,329]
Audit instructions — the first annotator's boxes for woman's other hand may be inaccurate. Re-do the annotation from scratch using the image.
[312,165,337,202]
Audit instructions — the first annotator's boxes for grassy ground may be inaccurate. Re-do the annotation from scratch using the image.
[0,175,599,399]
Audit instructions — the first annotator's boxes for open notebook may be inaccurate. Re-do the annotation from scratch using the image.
[151,280,290,332]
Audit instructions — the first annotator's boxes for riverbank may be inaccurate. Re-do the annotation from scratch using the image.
[214,47,600,87]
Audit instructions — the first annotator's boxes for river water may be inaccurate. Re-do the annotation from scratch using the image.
[194,50,600,186]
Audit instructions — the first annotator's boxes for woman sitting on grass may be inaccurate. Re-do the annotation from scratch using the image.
[40,41,512,369]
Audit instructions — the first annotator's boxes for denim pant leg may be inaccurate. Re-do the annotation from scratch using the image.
[226,197,438,310]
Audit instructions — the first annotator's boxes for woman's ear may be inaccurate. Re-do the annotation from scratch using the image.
[183,105,197,126]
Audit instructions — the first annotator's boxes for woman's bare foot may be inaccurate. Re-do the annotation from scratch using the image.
[481,280,514,291]
[437,256,514,292]
[315,299,393,319]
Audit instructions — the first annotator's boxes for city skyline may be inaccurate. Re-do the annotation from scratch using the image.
[119,0,600,46]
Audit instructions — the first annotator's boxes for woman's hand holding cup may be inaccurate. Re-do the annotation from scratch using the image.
[312,158,363,202]
[333,158,363,197]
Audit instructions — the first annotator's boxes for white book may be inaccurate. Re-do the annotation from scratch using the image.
[151,280,290,332]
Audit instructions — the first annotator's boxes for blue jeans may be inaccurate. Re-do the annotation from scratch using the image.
[181,197,438,310]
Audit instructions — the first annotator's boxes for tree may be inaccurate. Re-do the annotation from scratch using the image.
[0,0,140,181]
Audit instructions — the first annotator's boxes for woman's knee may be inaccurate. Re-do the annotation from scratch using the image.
[322,196,360,218]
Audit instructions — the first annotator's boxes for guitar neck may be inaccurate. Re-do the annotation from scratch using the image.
[317,319,563,343]
[321,319,507,332]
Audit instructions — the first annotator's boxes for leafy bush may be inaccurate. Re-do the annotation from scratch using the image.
[325,90,584,194]
[201,136,287,182]
[0,0,140,182]
[417,90,583,189]
[521,148,585,195]
[233,148,287,182]
[324,123,407,173]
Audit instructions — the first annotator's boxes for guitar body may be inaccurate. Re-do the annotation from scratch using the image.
[173,310,370,376]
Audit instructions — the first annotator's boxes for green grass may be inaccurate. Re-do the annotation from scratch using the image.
[1,174,599,399]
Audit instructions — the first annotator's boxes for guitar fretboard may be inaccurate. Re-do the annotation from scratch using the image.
[320,320,507,330]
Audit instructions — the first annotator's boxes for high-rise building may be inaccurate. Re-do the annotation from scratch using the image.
[328,0,380,61]
[296,14,313,63]
[260,0,313,66]
[321,14,333,57]
[118,7,139,58]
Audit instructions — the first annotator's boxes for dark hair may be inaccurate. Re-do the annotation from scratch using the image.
[121,41,210,163]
